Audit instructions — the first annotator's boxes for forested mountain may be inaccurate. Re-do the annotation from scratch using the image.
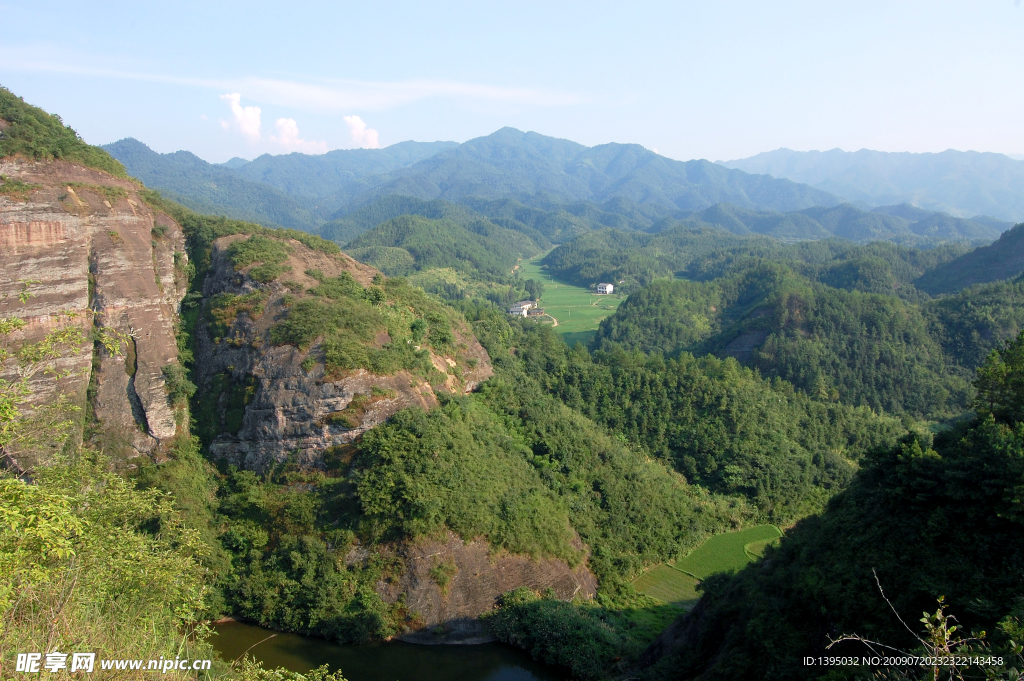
[345,213,543,278]
[229,140,458,196]
[103,137,321,230]
[542,221,974,294]
[676,201,1005,243]
[107,130,846,240]
[641,339,1024,680]
[592,265,973,417]
[915,222,1024,294]
[721,147,1024,221]
[358,128,841,212]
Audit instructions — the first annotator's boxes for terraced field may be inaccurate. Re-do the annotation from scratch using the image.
[517,254,623,347]
[633,525,783,608]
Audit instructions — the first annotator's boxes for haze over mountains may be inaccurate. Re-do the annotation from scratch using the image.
[720,147,1024,222]
[106,131,1022,252]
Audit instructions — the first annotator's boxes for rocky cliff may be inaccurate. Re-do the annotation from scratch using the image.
[192,231,493,471]
[0,158,189,467]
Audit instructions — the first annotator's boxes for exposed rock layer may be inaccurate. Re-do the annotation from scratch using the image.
[196,235,492,470]
[0,159,188,465]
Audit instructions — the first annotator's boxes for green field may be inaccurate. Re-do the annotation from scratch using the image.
[517,253,624,346]
[631,565,701,609]
[673,525,783,579]
[633,525,782,607]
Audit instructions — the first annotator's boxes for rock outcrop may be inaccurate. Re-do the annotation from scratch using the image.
[194,234,493,471]
[368,531,597,643]
[0,158,189,466]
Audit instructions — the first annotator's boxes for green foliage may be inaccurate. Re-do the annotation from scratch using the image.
[651,412,1024,680]
[924,277,1024,369]
[270,274,461,376]
[0,174,40,200]
[0,456,214,676]
[228,234,293,269]
[593,263,971,417]
[163,362,197,407]
[973,330,1024,425]
[354,396,580,561]
[486,588,630,680]
[428,559,458,595]
[346,213,541,279]
[512,322,904,521]
[0,87,127,177]
[217,467,401,643]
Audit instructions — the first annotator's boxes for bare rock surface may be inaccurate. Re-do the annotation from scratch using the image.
[0,159,188,465]
[369,532,597,644]
[197,235,492,470]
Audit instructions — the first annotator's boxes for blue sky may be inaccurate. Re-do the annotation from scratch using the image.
[2,1,1023,163]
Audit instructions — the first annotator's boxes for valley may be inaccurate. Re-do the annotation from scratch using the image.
[516,252,624,347]
[3,84,1024,681]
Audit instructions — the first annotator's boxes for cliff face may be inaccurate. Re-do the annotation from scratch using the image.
[193,233,493,471]
[0,158,189,466]
[370,531,597,643]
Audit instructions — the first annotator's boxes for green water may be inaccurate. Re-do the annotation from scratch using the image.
[211,622,568,681]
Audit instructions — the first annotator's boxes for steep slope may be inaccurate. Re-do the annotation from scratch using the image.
[0,157,190,467]
[190,229,493,470]
[362,128,842,213]
[104,138,320,230]
[721,147,1024,221]
[914,222,1024,294]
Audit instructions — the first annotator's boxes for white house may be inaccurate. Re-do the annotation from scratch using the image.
[508,301,534,316]
[596,283,614,294]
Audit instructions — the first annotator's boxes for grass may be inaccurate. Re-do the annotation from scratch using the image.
[518,252,624,346]
[673,525,782,579]
[632,564,700,608]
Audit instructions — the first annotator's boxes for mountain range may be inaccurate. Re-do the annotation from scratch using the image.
[105,130,842,234]
[720,147,1024,221]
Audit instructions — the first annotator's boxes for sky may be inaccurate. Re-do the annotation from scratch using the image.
[1,1,1023,164]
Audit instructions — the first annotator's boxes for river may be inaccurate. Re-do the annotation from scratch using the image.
[210,622,569,681]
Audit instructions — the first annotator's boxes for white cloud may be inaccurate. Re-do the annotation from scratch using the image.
[219,93,262,141]
[269,117,328,153]
[0,53,584,113]
[343,115,380,148]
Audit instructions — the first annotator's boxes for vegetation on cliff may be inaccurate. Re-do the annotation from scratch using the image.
[0,86,127,178]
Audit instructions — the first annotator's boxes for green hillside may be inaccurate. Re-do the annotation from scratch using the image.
[592,264,977,417]
[104,138,320,230]
[915,222,1024,294]
[345,213,543,278]
[641,337,1024,680]
[1,86,126,177]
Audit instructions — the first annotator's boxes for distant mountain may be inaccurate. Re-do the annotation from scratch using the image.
[355,128,842,213]
[915,223,1024,294]
[668,202,1006,244]
[104,138,319,230]
[719,148,1024,222]
[219,157,250,169]
[231,140,458,198]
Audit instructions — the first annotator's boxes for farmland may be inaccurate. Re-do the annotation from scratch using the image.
[632,525,783,608]
[517,253,623,346]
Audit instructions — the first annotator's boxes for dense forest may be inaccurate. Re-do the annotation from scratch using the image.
[639,334,1024,680]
